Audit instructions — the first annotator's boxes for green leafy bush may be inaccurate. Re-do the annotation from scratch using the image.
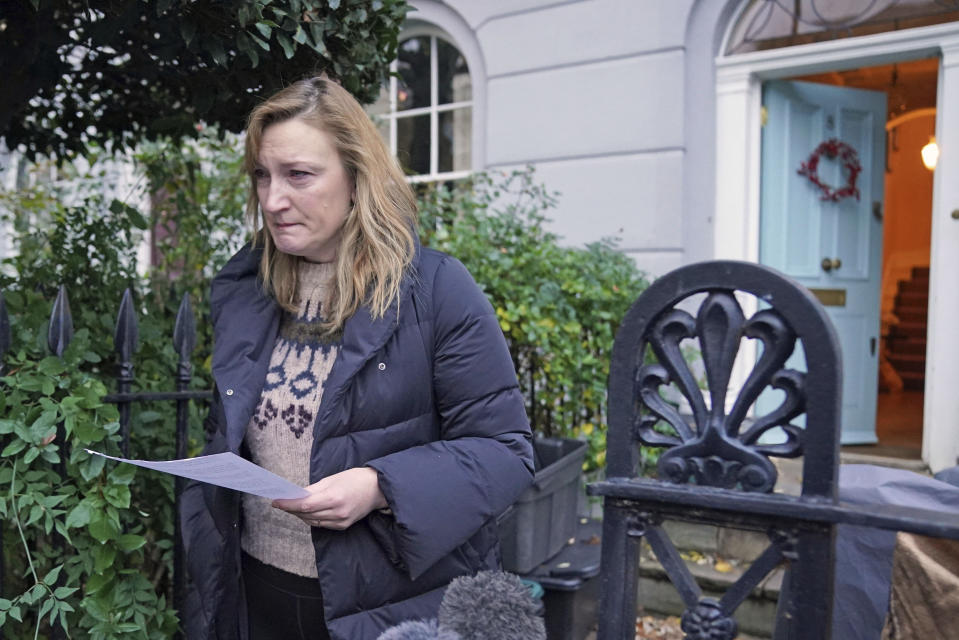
[418,170,649,471]
[0,294,178,637]
[0,136,244,637]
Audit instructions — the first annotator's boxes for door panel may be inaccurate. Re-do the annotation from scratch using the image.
[759,80,886,444]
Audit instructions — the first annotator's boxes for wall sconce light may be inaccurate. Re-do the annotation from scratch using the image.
[921,136,939,171]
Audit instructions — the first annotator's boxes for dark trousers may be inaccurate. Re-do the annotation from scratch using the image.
[243,552,331,640]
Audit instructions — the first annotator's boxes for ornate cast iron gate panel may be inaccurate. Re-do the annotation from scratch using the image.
[589,261,959,640]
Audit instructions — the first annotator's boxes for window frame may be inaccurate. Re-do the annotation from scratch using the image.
[378,24,474,183]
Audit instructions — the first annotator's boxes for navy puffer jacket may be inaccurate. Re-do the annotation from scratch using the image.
[179,242,534,639]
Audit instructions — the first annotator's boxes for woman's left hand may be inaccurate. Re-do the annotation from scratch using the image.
[272,467,388,530]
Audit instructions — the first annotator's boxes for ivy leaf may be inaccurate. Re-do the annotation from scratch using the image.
[66,501,93,529]
[108,462,137,485]
[84,571,113,596]
[37,356,66,376]
[103,484,131,509]
[88,512,120,542]
[78,452,106,481]
[1,439,27,457]
[93,544,117,572]
[42,565,63,585]
[117,534,146,552]
[71,415,102,445]
[207,39,228,67]
[31,409,58,435]
[248,30,271,51]
[276,31,295,58]
[23,447,40,464]
[39,597,55,621]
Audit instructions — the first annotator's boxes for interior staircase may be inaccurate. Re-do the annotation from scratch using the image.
[887,266,929,391]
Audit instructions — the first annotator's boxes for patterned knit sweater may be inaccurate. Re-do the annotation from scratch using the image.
[241,260,339,577]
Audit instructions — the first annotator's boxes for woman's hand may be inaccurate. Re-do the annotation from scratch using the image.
[271,467,388,530]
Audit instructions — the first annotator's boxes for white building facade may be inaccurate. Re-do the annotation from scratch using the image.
[403,0,959,473]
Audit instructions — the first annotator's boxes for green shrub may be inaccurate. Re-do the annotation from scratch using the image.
[0,135,244,637]
[418,169,649,471]
[0,292,179,638]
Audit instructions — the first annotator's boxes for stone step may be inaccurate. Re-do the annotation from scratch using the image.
[890,321,928,339]
[895,308,927,323]
[900,371,926,390]
[638,543,779,638]
[895,291,928,308]
[887,336,926,355]
[889,353,926,373]
[897,279,929,295]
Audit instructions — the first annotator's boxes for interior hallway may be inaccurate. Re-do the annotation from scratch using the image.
[843,390,923,461]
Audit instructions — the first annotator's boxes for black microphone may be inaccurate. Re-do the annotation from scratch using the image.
[377,571,546,640]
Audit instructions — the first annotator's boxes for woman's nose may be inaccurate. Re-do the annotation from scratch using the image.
[260,182,289,213]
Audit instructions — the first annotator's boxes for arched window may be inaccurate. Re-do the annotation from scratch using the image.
[726,0,959,54]
[369,29,473,183]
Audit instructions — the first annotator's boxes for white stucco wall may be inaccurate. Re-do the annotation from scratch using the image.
[412,0,700,277]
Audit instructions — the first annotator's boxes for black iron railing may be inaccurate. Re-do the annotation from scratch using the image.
[0,286,211,640]
[588,260,959,640]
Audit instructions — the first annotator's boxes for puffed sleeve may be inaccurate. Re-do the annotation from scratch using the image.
[365,256,535,579]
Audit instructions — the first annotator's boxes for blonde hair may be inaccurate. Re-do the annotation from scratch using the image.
[244,78,417,334]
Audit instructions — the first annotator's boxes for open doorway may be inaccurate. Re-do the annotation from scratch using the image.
[794,58,937,460]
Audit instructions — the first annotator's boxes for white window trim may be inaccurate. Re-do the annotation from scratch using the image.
[383,26,475,183]
[714,18,959,472]
[402,1,487,179]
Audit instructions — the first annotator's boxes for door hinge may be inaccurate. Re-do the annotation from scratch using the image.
[761,105,768,128]
[873,201,883,222]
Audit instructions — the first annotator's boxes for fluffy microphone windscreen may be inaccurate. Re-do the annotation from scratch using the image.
[376,619,461,640]
[438,571,546,640]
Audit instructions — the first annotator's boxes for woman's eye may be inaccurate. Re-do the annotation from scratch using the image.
[253,169,268,181]
[289,170,310,179]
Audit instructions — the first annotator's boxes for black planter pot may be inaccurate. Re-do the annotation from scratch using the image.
[497,437,588,574]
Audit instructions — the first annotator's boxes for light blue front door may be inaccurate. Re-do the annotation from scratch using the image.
[759,80,886,444]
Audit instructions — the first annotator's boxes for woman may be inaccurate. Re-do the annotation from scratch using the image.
[179,77,535,640]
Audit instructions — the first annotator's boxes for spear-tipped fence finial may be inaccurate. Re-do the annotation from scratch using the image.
[47,286,74,357]
[0,291,10,371]
[173,293,196,382]
[112,289,139,457]
[114,288,139,378]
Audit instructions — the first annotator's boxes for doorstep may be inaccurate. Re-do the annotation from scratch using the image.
[638,544,781,639]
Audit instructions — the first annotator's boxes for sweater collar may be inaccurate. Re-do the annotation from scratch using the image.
[211,240,422,451]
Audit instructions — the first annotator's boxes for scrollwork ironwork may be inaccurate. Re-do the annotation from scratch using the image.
[635,292,807,493]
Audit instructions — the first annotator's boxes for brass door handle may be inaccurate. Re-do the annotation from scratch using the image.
[821,257,842,272]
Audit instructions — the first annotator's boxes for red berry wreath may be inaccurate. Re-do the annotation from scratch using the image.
[797,138,862,202]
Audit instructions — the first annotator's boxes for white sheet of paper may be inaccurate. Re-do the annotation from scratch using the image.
[85,450,310,500]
